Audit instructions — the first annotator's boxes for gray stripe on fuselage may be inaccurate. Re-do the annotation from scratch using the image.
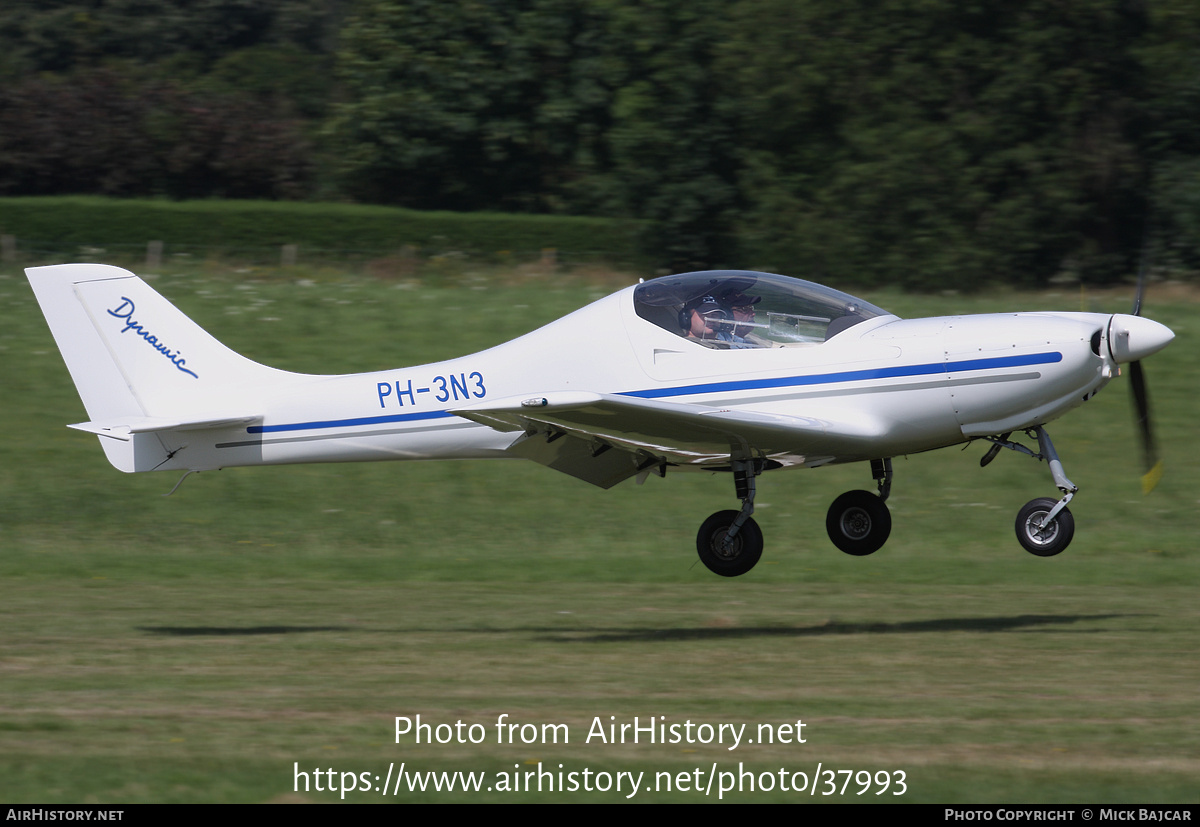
[701,371,1039,407]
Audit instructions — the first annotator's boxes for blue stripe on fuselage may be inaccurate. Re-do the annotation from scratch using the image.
[623,351,1062,400]
[247,351,1063,435]
[248,409,451,434]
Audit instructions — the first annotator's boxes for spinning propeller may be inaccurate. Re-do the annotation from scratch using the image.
[1109,257,1172,493]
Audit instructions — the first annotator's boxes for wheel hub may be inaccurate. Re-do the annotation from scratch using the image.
[697,510,764,576]
[712,528,742,559]
[1024,512,1058,545]
[840,508,872,540]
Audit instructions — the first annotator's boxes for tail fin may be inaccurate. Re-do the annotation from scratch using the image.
[26,263,292,471]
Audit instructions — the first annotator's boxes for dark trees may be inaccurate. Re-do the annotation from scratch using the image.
[2,0,1196,285]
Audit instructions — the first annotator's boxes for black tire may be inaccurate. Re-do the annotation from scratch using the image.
[1015,497,1074,557]
[826,490,892,556]
[696,510,764,577]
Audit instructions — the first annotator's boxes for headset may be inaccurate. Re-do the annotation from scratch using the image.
[679,295,732,334]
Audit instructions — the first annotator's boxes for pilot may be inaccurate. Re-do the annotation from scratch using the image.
[682,296,733,343]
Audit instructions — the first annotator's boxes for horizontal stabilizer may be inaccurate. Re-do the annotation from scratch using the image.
[69,414,263,442]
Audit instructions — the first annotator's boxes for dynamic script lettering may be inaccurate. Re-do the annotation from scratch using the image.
[106,297,199,378]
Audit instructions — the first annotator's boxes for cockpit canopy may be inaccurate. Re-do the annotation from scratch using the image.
[633,270,892,348]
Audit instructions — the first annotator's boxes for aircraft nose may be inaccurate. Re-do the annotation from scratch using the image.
[1108,314,1175,364]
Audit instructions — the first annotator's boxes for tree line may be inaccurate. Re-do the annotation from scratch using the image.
[1,0,1197,287]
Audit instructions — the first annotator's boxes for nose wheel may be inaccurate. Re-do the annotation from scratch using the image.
[981,426,1079,557]
[1015,497,1074,557]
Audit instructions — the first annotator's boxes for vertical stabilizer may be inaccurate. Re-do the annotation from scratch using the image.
[26,264,295,471]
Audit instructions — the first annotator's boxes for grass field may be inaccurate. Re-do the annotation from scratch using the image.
[1,261,1197,802]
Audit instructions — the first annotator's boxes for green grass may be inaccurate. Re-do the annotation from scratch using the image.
[1,264,1197,802]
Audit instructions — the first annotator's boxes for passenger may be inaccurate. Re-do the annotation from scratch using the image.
[724,290,764,347]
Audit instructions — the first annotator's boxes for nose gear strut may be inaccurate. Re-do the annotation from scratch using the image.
[981,426,1078,556]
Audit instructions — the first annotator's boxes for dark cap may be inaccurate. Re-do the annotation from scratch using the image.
[725,291,761,307]
[687,295,725,316]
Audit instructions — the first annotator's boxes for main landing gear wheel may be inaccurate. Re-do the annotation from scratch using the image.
[697,510,763,577]
[826,490,892,556]
[1015,497,1074,557]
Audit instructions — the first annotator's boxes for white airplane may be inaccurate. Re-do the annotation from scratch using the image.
[26,263,1174,576]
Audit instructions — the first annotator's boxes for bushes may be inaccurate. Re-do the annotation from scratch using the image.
[0,196,645,265]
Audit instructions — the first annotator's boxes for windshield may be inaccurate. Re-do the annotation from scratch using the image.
[634,270,892,348]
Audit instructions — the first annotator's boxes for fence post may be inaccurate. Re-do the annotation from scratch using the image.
[1,235,15,263]
[281,244,298,267]
[146,240,163,269]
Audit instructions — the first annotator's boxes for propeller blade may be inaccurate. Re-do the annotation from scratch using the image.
[1128,221,1163,493]
[1129,359,1162,493]
[1132,253,1146,317]
[1132,221,1152,317]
